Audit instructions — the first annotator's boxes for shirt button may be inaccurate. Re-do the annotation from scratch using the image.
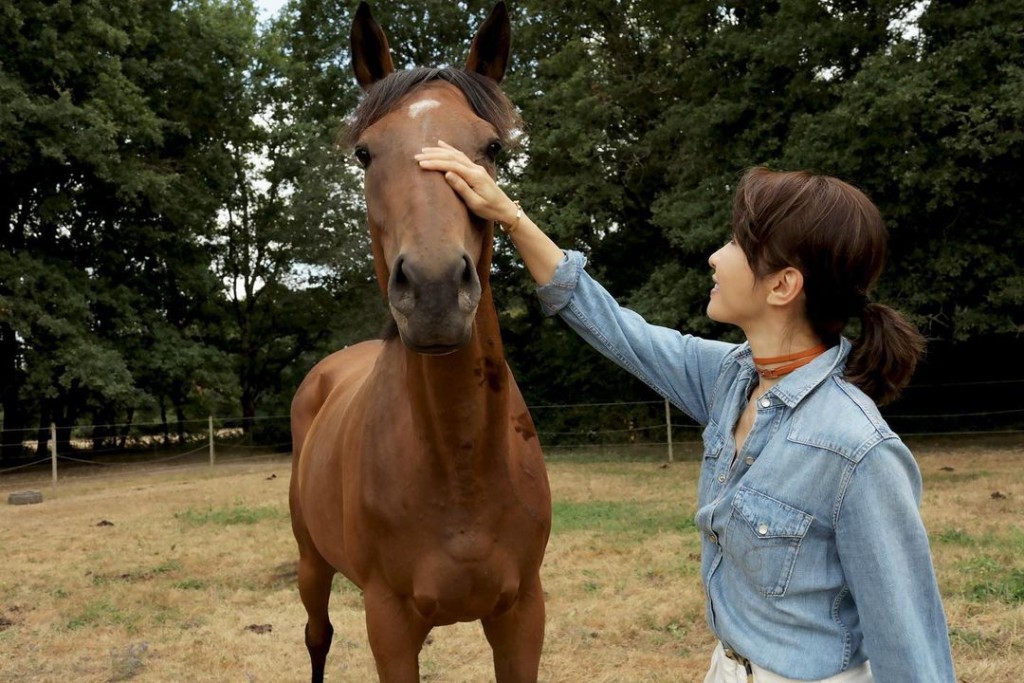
[758,523,769,535]
[717,473,726,483]
[760,397,771,408]
[744,456,755,465]
[708,533,718,544]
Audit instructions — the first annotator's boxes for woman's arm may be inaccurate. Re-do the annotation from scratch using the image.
[415,141,563,285]
[417,141,735,423]
[836,439,956,682]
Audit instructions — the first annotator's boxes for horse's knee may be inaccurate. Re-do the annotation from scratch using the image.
[305,619,334,653]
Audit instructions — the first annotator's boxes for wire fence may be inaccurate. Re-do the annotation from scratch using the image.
[2,384,1022,486]
[0,413,293,485]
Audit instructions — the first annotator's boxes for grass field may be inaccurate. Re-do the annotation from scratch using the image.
[1,439,1021,682]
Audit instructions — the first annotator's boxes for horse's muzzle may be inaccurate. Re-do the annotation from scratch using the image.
[388,252,481,352]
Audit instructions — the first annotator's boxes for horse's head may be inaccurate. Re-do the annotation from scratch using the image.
[347,2,519,355]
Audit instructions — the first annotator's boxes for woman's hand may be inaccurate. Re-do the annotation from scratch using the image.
[419,140,564,285]
[415,140,520,225]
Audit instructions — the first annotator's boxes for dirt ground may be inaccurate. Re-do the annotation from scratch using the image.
[0,439,1021,682]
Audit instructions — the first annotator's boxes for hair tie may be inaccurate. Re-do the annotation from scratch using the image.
[856,291,870,312]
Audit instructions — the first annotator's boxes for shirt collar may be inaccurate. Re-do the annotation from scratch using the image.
[734,338,851,408]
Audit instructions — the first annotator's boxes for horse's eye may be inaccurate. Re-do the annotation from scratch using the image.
[484,140,503,161]
[354,146,372,168]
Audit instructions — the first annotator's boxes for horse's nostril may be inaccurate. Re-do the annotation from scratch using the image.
[393,256,409,287]
[460,255,474,284]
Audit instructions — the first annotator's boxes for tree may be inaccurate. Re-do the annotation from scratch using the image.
[0,0,257,462]
[497,2,909,402]
[783,0,1024,344]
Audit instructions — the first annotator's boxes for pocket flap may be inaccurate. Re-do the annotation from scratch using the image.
[732,487,813,539]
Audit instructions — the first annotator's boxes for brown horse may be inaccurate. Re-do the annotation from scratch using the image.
[289,3,551,682]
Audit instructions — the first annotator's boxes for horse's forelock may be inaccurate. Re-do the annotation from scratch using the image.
[342,67,522,148]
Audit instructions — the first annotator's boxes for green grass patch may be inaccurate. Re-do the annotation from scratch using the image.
[934,527,976,545]
[552,500,694,536]
[173,504,283,526]
[92,559,183,586]
[948,626,997,648]
[65,599,135,631]
[957,555,1024,604]
[968,567,1024,604]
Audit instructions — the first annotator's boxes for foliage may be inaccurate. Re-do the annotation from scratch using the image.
[1,0,246,457]
[782,0,1024,344]
[3,0,1022,463]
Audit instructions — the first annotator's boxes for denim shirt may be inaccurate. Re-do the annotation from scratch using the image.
[537,251,955,682]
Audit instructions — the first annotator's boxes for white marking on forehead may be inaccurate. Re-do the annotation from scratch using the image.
[408,99,441,119]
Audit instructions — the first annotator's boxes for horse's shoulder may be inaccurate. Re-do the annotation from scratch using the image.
[314,339,383,385]
[292,340,384,425]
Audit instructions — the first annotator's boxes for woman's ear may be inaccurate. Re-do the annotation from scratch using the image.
[766,267,805,307]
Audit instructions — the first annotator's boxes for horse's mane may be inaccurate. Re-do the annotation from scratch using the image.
[343,67,522,148]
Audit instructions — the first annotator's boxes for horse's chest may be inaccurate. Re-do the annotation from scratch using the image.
[436,522,495,561]
[369,496,513,564]
[404,533,522,624]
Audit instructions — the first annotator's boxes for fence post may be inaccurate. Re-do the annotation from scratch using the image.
[208,415,215,467]
[50,422,58,485]
[664,398,674,463]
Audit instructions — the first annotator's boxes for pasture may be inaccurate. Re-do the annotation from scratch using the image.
[1,440,1021,682]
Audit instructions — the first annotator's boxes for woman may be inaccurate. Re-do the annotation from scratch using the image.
[416,142,956,682]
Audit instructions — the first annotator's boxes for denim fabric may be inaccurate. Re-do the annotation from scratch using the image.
[537,251,955,682]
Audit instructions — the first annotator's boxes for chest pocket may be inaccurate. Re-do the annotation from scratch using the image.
[725,486,813,598]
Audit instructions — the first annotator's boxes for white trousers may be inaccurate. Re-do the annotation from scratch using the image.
[703,642,874,683]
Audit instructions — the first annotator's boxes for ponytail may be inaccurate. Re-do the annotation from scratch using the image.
[845,303,925,406]
[732,167,925,406]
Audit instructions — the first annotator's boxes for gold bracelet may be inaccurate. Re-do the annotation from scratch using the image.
[499,201,523,236]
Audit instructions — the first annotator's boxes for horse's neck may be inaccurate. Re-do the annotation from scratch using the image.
[391,289,509,453]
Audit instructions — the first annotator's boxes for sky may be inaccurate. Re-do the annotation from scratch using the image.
[254,0,288,21]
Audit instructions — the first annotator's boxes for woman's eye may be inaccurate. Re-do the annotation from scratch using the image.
[484,140,503,161]
[354,146,372,168]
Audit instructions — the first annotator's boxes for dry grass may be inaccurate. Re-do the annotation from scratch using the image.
[1,440,1022,682]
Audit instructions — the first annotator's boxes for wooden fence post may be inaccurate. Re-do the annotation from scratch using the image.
[208,415,215,467]
[50,422,58,485]
[664,398,674,463]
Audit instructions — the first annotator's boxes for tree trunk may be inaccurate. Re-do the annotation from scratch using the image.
[0,329,26,464]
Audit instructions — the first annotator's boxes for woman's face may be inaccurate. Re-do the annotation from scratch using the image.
[706,238,771,328]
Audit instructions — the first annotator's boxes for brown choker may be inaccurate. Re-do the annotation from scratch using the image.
[753,344,828,379]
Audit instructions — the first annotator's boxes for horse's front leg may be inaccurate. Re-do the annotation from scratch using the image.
[296,547,336,683]
[481,575,546,683]
[364,585,432,683]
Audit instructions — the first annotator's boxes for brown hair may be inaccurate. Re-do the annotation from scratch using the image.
[732,167,925,405]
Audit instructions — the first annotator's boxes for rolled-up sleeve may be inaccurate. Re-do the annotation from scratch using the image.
[536,251,585,316]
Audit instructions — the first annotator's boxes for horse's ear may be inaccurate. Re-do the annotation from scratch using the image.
[465,1,511,83]
[350,2,394,91]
